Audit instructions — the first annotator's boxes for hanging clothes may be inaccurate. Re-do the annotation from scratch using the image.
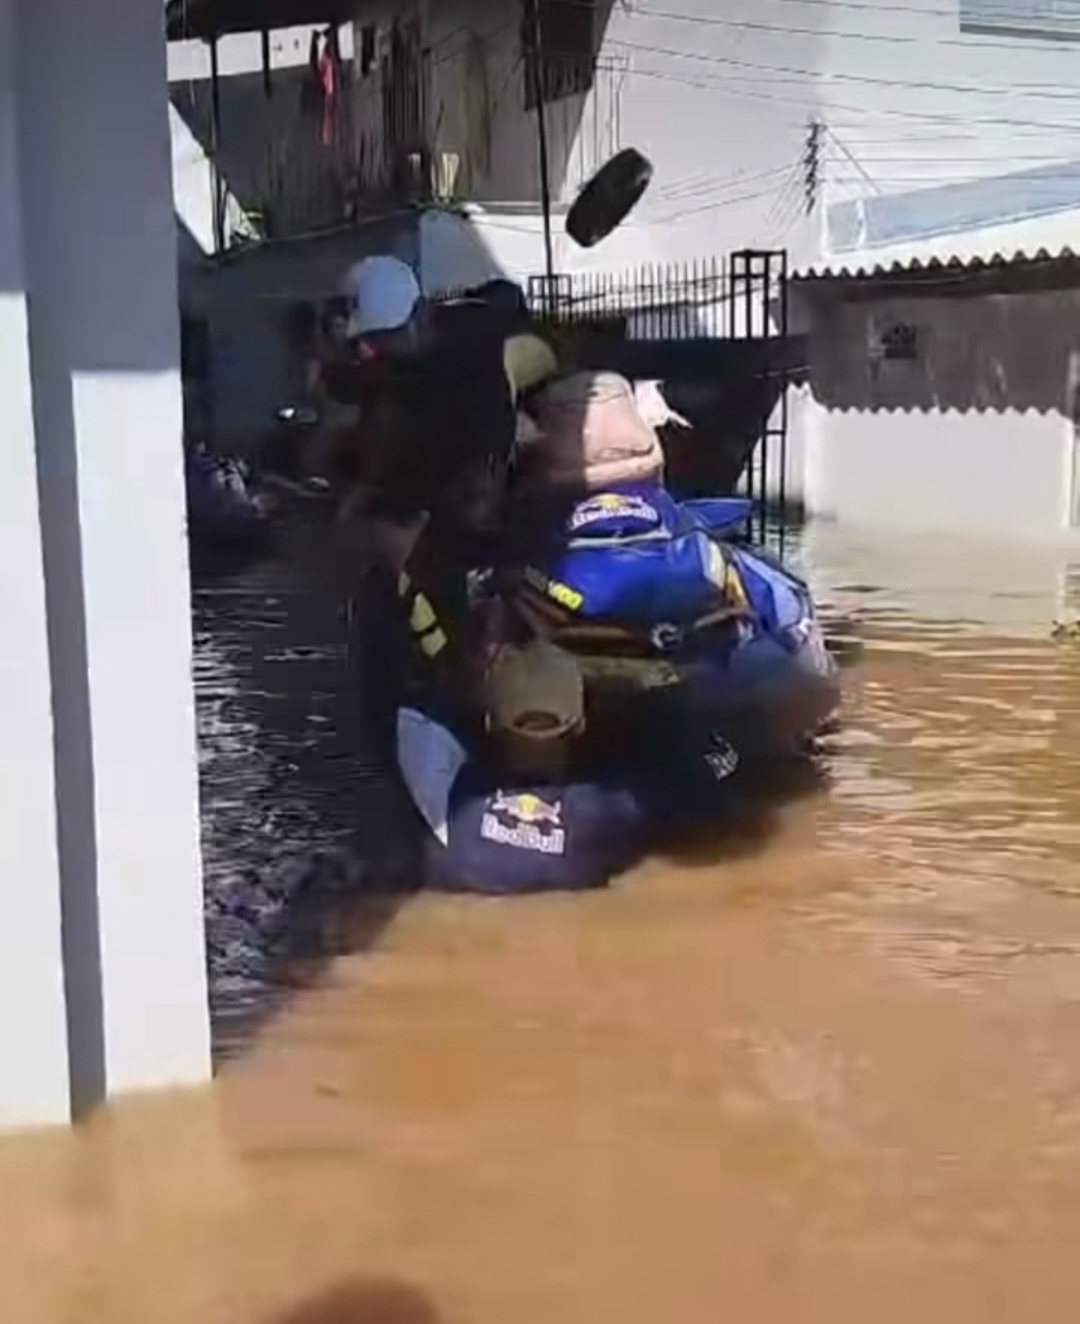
[301,27,343,146]
[317,26,343,148]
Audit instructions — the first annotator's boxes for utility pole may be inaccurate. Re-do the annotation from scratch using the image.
[804,117,823,215]
[524,0,556,307]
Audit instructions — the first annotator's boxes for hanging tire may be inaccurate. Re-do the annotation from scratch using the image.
[566,148,654,249]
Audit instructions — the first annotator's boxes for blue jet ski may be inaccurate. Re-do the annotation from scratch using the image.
[503,484,839,771]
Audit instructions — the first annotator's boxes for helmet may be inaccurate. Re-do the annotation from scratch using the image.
[341,255,422,340]
[502,332,559,403]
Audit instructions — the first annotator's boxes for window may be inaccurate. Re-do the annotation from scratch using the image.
[959,0,1080,40]
[522,0,597,109]
[880,323,919,362]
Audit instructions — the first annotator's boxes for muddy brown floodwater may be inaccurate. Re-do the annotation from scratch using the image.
[6,522,1080,1323]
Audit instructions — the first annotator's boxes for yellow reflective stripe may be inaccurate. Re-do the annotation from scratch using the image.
[418,627,448,657]
[401,585,448,659]
[704,540,727,591]
[409,592,437,633]
[725,561,749,611]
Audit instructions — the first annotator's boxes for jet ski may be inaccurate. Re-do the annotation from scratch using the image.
[391,147,840,891]
[499,483,839,772]
[398,483,837,895]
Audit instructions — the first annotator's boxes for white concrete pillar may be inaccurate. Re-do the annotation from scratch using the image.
[0,0,73,1127]
[13,0,210,1112]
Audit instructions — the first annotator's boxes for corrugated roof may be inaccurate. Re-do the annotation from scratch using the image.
[791,245,1080,282]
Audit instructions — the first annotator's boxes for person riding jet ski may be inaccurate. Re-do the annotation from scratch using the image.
[319,254,559,725]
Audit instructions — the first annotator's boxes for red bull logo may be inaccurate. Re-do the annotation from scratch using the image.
[569,492,658,532]
[489,791,562,825]
[481,791,566,855]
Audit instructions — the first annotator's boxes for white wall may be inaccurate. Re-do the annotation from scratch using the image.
[803,400,1071,538]
[796,285,1080,538]
[0,0,72,1129]
[818,0,1080,265]
[0,0,210,1127]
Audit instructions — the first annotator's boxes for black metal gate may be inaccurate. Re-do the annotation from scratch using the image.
[524,250,793,549]
[730,249,790,550]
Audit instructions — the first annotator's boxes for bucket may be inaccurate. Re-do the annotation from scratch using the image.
[485,640,585,780]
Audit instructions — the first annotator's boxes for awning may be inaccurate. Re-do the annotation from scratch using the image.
[165,0,360,40]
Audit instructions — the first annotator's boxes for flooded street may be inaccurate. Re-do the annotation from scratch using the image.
[189,519,419,1054]
[6,520,1080,1321]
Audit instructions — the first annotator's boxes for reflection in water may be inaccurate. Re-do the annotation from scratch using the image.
[821,656,1080,1004]
[192,521,418,1054]
[7,522,1080,1320]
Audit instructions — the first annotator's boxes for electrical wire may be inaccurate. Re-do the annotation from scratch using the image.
[552,0,1080,59]
[614,54,1080,138]
[610,35,1080,110]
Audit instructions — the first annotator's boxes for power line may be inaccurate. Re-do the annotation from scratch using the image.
[618,55,1080,137]
[608,62,1080,216]
[653,164,797,203]
[632,0,1040,24]
[610,36,1080,109]
[562,0,1080,58]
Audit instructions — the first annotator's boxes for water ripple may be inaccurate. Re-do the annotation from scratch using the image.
[191,524,416,1057]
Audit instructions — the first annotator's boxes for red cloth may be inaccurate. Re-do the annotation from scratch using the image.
[317,30,342,148]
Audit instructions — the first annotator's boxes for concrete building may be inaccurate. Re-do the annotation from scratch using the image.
[0,0,210,1126]
[790,253,1080,540]
[790,0,1080,540]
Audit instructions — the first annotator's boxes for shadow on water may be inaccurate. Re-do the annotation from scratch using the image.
[268,1279,443,1324]
[191,513,421,1061]
[653,758,831,869]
